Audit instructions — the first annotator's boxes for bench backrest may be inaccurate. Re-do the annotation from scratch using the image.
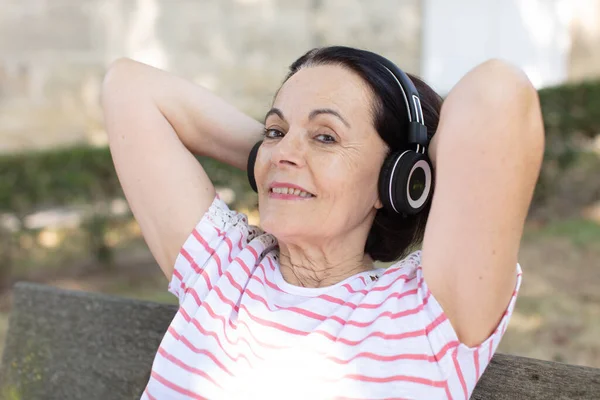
[1,282,599,399]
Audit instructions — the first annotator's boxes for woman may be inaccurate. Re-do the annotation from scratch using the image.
[102,46,544,399]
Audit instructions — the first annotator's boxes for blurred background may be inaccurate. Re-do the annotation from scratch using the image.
[0,0,599,368]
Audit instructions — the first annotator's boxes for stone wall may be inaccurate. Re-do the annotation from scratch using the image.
[0,0,422,153]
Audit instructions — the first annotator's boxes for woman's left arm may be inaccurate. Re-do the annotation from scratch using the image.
[422,59,545,347]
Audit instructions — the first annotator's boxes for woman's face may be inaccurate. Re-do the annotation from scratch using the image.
[255,64,388,245]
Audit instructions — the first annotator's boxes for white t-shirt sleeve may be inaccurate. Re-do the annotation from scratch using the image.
[167,194,255,305]
[418,260,522,395]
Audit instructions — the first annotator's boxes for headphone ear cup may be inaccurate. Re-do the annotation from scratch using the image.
[378,150,433,215]
[247,141,262,193]
[378,151,404,213]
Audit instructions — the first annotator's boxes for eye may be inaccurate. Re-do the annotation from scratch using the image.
[263,128,284,139]
[316,133,336,143]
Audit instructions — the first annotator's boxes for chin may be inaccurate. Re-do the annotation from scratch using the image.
[260,217,298,239]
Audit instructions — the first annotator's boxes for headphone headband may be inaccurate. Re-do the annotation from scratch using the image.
[365,52,428,149]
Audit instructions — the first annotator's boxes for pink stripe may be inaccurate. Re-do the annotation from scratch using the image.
[180,248,212,290]
[213,285,240,315]
[322,372,449,387]
[239,303,309,336]
[444,381,453,400]
[173,268,183,281]
[234,257,252,276]
[326,339,459,364]
[187,287,203,306]
[312,315,440,347]
[224,236,234,262]
[257,259,283,289]
[151,371,208,400]
[315,280,422,311]
[425,310,447,334]
[243,288,278,313]
[171,268,188,294]
[202,301,287,350]
[158,347,223,389]
[342,283,368,295]
[488,338,494,362]
[452,348,468,399]
[267,256,277,271]
[222,269,245,294]
[474,347,480,379]
[339,271,409,294]
[144,387,157,400]
[192,229,223,275]
[168,326,253,370]
[501,318,508,336]
[247,244,259,260]
[179,307,267,360]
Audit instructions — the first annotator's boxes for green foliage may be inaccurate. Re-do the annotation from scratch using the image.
[0,146,253,215]
[539,79,600,141]
[0,146,121,214]
[526,218,600,248]
[532,80,600,210]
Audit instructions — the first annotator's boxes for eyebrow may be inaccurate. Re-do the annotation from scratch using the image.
[264,107,351,129]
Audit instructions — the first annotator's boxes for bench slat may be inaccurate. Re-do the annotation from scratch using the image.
[1,282,599,399]
[1,282,177,400]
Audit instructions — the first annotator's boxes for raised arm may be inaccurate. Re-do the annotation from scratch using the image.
[422,59,545,347]
[101,58,263,279]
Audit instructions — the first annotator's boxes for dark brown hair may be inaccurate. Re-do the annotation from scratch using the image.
[282,46,443,262]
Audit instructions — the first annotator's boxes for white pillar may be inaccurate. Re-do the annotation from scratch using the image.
[421,0,573,94]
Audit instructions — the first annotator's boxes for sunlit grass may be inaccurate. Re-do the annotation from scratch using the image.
[524,218,600,248]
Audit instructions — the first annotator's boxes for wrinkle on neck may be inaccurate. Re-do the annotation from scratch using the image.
[277,246,376,288]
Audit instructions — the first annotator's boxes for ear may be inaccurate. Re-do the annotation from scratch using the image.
[375,197,383,210]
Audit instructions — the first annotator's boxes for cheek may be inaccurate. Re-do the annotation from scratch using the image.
[254,149,270,185]
[318,155,379,193]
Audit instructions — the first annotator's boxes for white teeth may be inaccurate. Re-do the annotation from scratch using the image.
[271,187,314,197]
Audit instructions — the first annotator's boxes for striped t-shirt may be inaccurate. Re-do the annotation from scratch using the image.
[142,195,522,400]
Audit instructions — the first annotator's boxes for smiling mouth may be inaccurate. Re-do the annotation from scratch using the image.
[269,187,315,198]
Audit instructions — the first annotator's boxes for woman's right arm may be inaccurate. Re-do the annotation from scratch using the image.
[101,58,264,279]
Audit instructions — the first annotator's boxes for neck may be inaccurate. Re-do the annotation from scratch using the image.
[276,244,376,288]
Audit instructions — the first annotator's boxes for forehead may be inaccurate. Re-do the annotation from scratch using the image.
[272,64,374,123]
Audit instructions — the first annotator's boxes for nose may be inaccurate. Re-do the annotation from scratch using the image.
[269,130,306,168]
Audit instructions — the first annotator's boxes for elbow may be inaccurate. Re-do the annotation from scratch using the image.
[477,59,545,155]
[468,58,539,104]
[101,58,142,104]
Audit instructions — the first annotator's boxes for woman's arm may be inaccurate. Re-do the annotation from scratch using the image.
[102,58,263,279]
[422,59,545,347]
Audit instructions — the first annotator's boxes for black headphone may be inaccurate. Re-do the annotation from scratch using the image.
[246,54,433,216]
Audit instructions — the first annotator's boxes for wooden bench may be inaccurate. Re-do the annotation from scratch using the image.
[1,282,599,399]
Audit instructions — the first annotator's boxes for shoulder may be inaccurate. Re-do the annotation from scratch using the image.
[202,195,274,245]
